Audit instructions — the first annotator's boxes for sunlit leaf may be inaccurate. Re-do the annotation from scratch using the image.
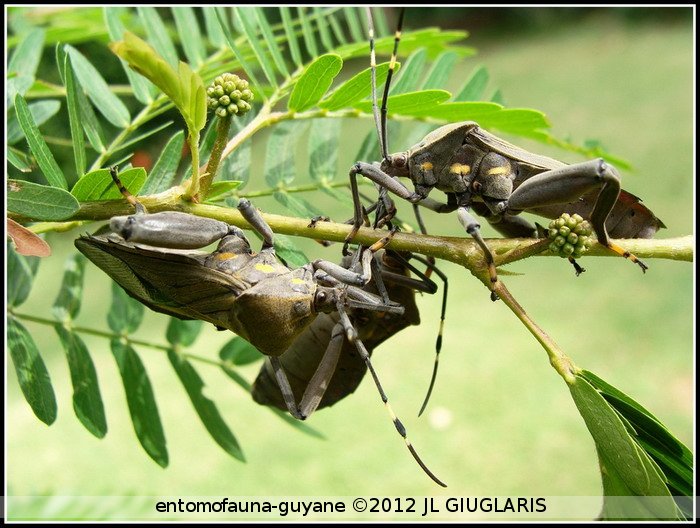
[288,54,343,112]
[70,167,146,201]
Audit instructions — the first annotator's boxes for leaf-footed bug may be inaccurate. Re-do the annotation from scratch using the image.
[75,167,447,486]
[345,8,665,301]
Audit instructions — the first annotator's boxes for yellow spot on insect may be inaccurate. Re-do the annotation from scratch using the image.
[450,163,471,175]
[255,263,275,273]
[215,252,237,260]
[290,278,306,285]
[487,166,509,176]
[420,161,434,171]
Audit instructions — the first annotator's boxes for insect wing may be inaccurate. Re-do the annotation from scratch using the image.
[75,235,245,329]
[469,127,664,238]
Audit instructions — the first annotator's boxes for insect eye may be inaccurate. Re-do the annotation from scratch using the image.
[392,154,407,168]
[472,181,482,193]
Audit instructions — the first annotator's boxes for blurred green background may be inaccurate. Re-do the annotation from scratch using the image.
[7,6,693,520]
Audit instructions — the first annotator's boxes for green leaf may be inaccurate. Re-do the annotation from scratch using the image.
[7,28,44,101]
[421,51,458,90]
[103,7,154,105]
[203,7,226,49]
[167,349,245,461]
[343,6,364,43]
[570,375,680,520]
[73,72,106,153]
[490,88,505,106]
[408,101,501,121]
[221,118,252,192]
[319,61,400,111]
[204,181,242,202]
[172,7,205,68]
[65,45,131,128]
[13,94,68,189]
[219,337,264,366]
[7,179,79,221]
[108,282,145,334]
[336,28,475,61]
[598,446,682,520]
[52,253,86,322]
[390,48,427,94]
[264,121,309,187]
[137,7,179,68]
[273,191,323,219]
[273,234,308,267]
[140,131,185,195]
[288,54,343,112]
[8,147,34,172]
[8,317,57,426]
[64,55,87,177]
[111,338,168,467]
[54,325,107,439]
[7,100,61,145]
[328,11,348,46]
[298,6,318,58]
[580,370,693,500]
[7,244,40,308]
[353,89,451,116]
[234,7,278,87]
[215,7,265,102]
[455,64,489,101]
[280,7,302,67]
[254,7,290,78]
[109,31,205,134]
[166,319,203,347]
[309,118,340,182]
[478,108,550,133]
[313,7,334,51]
[70,167,146,201]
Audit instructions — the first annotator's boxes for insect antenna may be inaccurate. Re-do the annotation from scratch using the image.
[110,166,147,214]
[336,302,446,487]
[365,7,405,162]
[408,254,449,417]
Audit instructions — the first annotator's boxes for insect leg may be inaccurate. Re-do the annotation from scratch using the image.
[508,159,647,272]
[297,322,345,419]
[268,356,304,420]
[346,162,421,251]
[457,206,500,301]
[336,301,446,487]
[237,198,274,249]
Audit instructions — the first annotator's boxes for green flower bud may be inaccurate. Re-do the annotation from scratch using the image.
[207,73,254,116]
[548,228,559,238]
[554,235,566,247]
[567,233,579,245]
[549,242,560,253]
[559,225,571,237]
[562,243,575,256]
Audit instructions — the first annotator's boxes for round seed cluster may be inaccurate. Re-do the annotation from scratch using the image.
[207,73,254,117]
[547,213,593,259]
